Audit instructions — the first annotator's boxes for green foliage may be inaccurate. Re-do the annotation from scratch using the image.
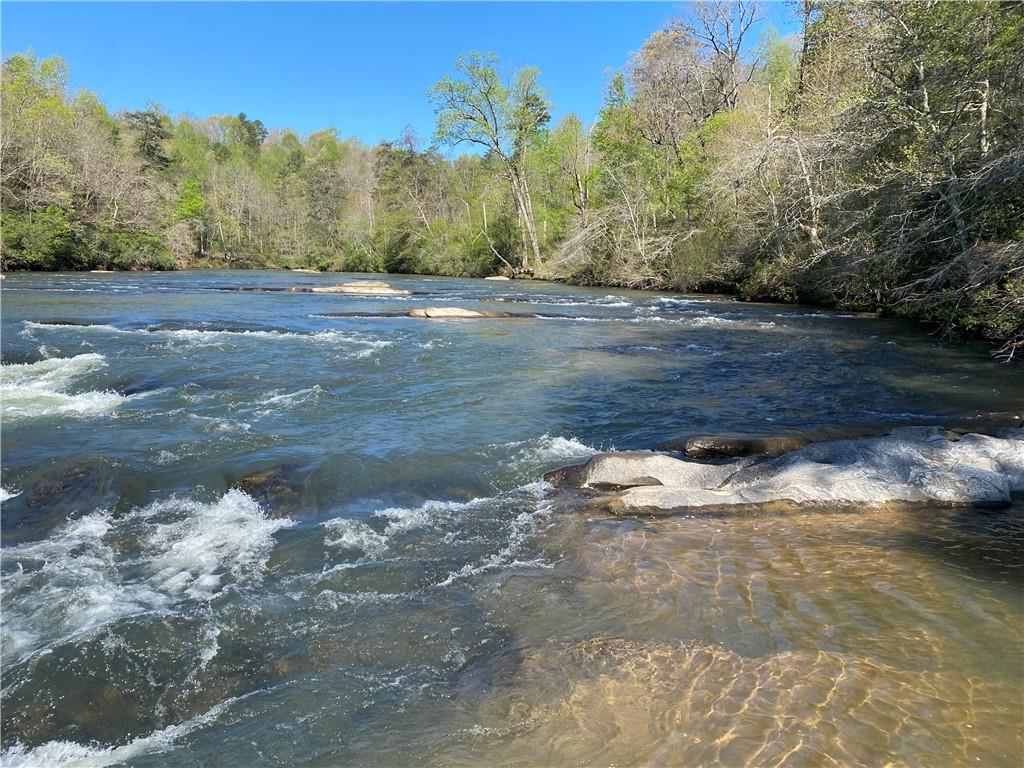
[2,9,1021,353]
[1,207,84,270]
[176,180,205,221]
[124,108,171,168]
[92,227,176,271]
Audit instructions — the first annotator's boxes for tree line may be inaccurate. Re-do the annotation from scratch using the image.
[1,1,1021,355]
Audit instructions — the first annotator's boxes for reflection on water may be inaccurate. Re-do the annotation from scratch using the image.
[1,271,1021,766]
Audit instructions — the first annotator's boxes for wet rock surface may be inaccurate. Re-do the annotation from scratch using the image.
[545,450,742,490]
[551,427,1024,515]
[229,464,309,517]
[2,458,123,544]
[408,307,515,319]
[673,434,812,458]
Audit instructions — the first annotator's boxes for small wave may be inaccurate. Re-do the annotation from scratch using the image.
[189,414,253,433]
[435,496,556,588]
[323,518,389,558]
[373,497,484,535]
[534,314,774,328]
[0,354,128,420]
[251,386,323,416]
[495,435,601,485]
[686,316,777,329]
[319,497,487,564]
[0,692,246,768]
[22,321,393,352]
[496,294,633,308]
[1,487,21,502]
[1,490,292,666]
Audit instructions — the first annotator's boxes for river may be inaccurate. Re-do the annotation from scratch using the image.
[1,270,1021,766]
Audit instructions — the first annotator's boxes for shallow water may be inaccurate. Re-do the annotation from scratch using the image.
[1,270,1021,767]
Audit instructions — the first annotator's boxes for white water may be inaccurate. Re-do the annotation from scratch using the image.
[1,490,292,666]
[0,354,127,420]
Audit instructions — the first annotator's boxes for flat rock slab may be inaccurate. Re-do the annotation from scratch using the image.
[311,281,411,295]
[546,451,742,490]
[551,427,1024,515]
[483,276,511,281]
[408,307,514,319]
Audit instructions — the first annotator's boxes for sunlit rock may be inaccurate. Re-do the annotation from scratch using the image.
[552,428,1024,515]
[546,451,739,490]
[408,307,512,319]
[311,281,411,295]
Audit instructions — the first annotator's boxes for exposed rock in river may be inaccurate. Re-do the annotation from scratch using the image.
[672,434,811,458]
[549,427,1024,515]
[311,281,411,295]
[408,307,513,319]
[545,450,743,490]
[484,275,511,281]
[230,464,308,517]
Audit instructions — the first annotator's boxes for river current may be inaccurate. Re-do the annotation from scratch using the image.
[1,270,1021,767]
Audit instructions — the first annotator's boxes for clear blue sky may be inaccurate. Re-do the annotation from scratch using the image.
[2,2,798,148]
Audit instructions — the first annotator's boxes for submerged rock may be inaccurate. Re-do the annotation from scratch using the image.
[408,307,513,319]
[2,458,123,544]
[550,428,1024,515]
[229,464,307,517]
[311,281,411,295]
[672,434,811,458]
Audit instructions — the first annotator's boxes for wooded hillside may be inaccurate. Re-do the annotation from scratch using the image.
[2,1,1021,354]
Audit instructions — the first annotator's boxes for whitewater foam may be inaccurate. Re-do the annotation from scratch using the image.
[323,518,389,558]
[22,321,392,353]
[0,693,246,768]
[1,490,292,665]
[251,385,324,416]
[0,354,128,420]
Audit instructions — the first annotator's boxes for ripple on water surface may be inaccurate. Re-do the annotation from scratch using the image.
[0,271,1022,767]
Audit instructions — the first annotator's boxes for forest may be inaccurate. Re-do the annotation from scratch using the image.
[1,1,1021,355]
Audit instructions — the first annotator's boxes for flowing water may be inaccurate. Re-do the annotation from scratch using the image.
[1,270,1021,767]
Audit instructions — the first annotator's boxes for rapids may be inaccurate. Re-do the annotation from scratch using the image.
[1,270,1021,767]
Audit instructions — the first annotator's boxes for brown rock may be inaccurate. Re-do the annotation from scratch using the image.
[230,465,307,516]
[670,435,811,459]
